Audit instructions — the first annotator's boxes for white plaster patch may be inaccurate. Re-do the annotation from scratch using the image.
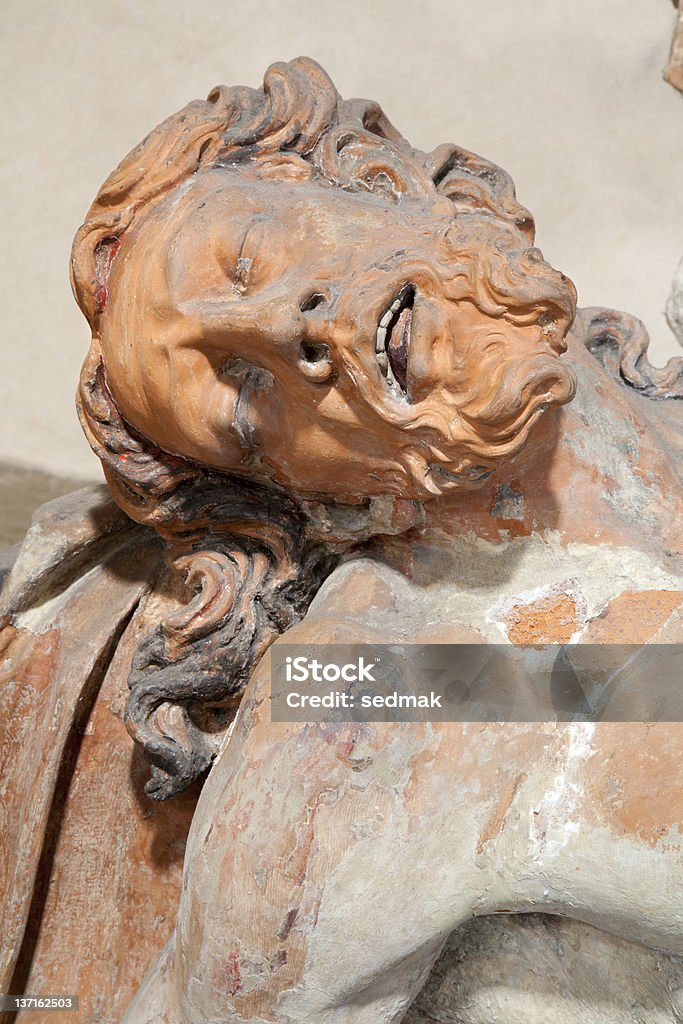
[316,530,682,644]
[529,722,596,860]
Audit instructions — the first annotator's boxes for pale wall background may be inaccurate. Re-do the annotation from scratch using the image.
[0,0,681,539]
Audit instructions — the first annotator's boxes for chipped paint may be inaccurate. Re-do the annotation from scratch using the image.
[490,483,526,522]
[314,531,681,645]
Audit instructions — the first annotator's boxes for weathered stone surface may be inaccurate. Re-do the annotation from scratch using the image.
[405,914,683,1024]
[3,57,683,1024]
[0,489,161,998]
[123,334,683,1023]
[18,578,199,1022]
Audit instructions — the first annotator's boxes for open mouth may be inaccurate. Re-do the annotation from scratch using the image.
[375,285,414,395]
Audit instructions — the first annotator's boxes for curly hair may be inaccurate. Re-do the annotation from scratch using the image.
[72,57,577,799]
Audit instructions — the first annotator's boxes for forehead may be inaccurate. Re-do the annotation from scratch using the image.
[160,167,453,287]
[184,165,449,229]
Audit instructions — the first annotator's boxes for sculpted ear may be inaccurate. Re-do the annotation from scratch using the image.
[70,87,235,326]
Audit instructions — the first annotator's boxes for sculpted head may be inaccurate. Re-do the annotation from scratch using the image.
[73,57,576,506]
[70,59,578,799]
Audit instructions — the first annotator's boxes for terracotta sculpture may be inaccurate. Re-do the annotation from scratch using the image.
[1,58,682,1023]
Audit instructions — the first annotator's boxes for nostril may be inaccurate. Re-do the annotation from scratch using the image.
[300,340,329,363]
[300,292,327,312]
[299,339,333,384]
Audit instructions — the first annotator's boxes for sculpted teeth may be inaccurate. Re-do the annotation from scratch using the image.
[375,288,412,378]
[376,293,409,356]
[375,285,414,396]
[379,297,402,328]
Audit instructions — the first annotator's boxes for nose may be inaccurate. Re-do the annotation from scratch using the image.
[299,289,331,314]
[297,285,338,343]
[296,286,336,382]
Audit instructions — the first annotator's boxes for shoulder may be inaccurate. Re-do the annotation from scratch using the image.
[1,484,160,625]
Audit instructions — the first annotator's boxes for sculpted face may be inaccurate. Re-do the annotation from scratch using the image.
[99,165,575,501]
